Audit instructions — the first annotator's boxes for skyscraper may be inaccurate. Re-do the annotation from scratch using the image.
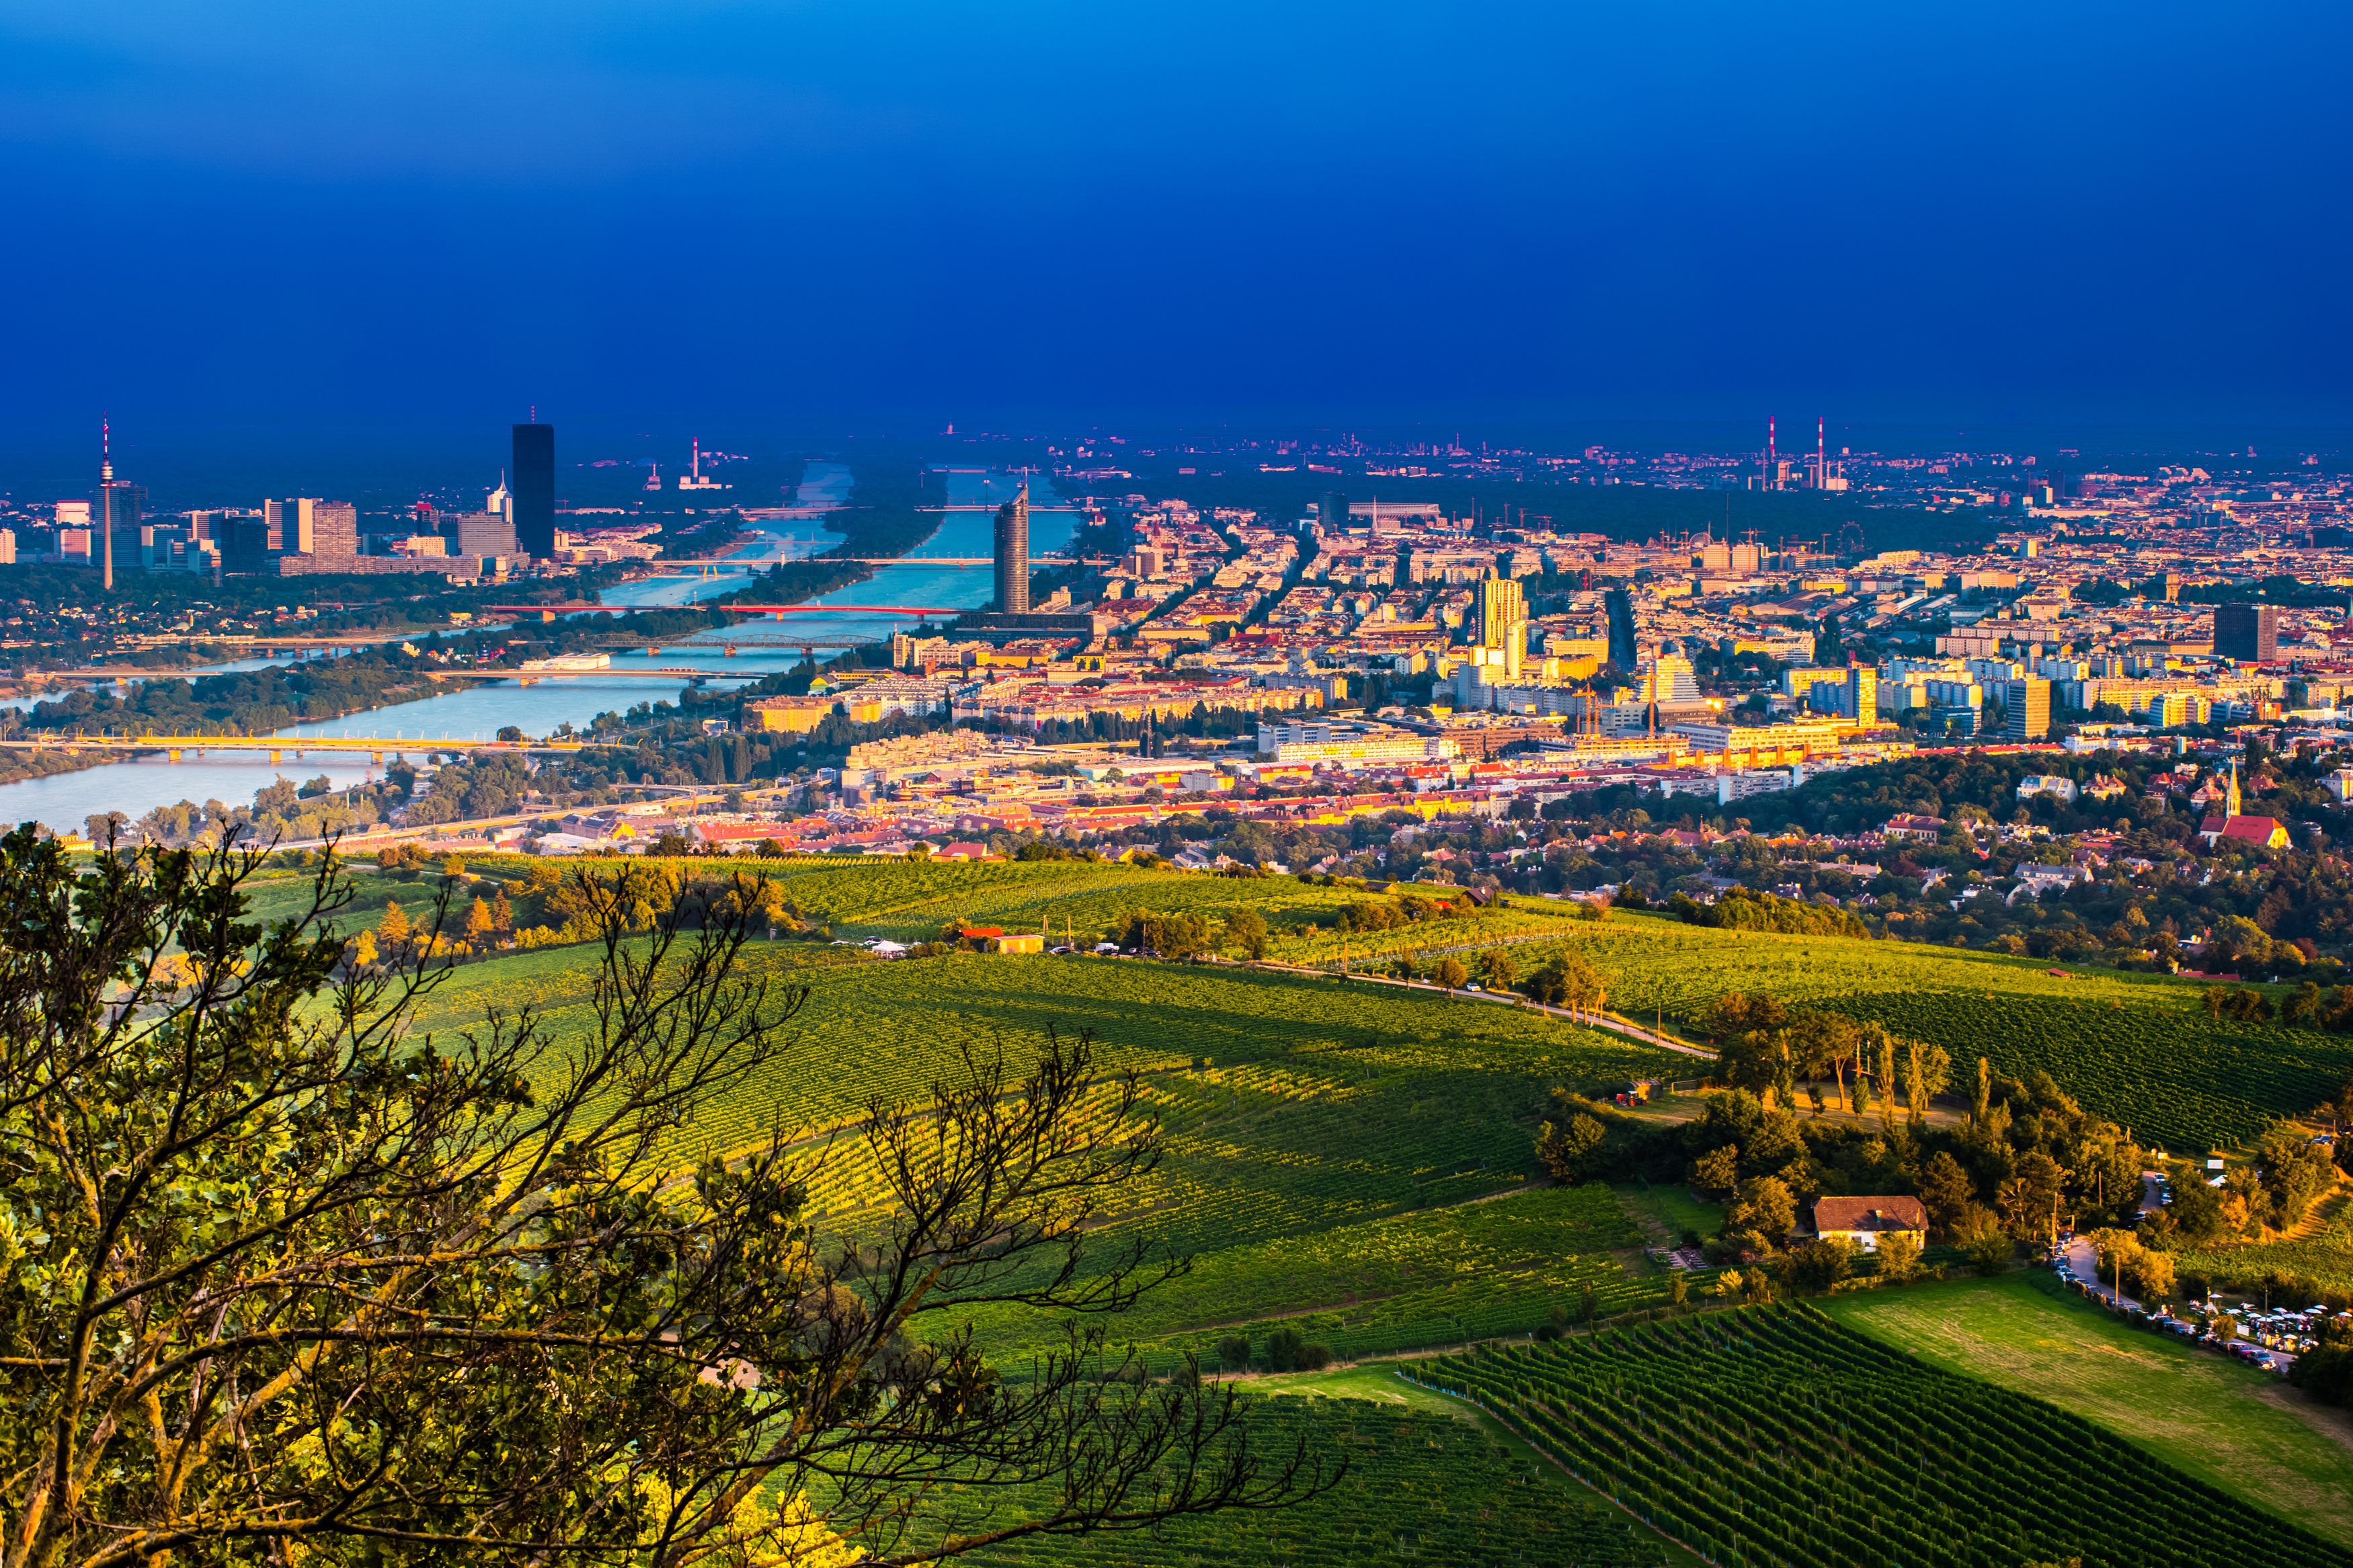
[2214,602,2278,663]
[993,483,1030,614]
[512,423,555,559]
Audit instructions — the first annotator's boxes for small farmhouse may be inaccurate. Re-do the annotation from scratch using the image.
[1812,1196,1927,1252]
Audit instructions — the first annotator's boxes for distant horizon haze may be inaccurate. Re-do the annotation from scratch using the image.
[3,415,2345,518]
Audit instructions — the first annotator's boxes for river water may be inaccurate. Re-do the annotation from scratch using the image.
[0,465,1076,829]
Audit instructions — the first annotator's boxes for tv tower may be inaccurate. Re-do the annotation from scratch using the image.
[1767,415,1778,491]
[99,415,116,591]
[1817,415,1826,490]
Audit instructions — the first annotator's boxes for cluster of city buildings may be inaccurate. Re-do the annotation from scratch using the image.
[10,423,571,583]
[584,446,2353,852]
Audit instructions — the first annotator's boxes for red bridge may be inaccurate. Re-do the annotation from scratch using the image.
[487,603,966,620]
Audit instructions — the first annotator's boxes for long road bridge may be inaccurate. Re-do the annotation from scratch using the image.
[487,603,969,620]
[422,666,770,684]
[0,735,592,762]
[633,554,1077,574]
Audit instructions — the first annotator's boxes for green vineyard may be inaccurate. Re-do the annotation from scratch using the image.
[1566,915,2350,1150]
[953,1393,1669,1568]
[356,854,2346,1149]
[1424,1304,2352,1567]
[407,947,1675,1251]
[970,1182,1683,1372]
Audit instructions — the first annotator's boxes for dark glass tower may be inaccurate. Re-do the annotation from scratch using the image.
[992,483,1030,613]
[2215,602,2278,663]
[512,423,555,559]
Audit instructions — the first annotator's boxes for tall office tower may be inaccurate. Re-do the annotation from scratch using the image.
[992,483,1031,613]
[447,509,518,559]
[512,423,555,559]
[2004,676,2052,742]
[223,516,282,575]
[1473,576,1523,647]
[2214,602,2279,663]
[1320,490,1349,534]
[268,498,358,560]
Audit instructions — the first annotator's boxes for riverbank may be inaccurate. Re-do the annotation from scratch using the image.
[0,464,1053,830]
[0,746,127,790]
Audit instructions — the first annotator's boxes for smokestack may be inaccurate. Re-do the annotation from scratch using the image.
[1817,416,1825,489]
[1768,415,1778,491]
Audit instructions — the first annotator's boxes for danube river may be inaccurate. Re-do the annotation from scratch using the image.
[0,466,1077,829]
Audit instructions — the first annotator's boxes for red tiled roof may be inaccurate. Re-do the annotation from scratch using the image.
[1812,1196,1927,1233]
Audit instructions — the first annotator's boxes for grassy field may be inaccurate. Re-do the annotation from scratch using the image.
[1437,1302,2352,1567]
[1824,1272,2353,1546]
[1612,1182,1725,1248]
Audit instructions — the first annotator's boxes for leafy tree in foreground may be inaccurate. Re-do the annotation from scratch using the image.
[0,831,1322,1567]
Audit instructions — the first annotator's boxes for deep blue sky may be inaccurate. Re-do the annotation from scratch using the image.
[5,1,2348,431]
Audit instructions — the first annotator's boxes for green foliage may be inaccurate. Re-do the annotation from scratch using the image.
[1434,1305,2344,1568]
[1671,886,1871,939]
[1783,1234,1856,1293]
[2288,1339,2353,1407]
[2176,1188,2353,1298]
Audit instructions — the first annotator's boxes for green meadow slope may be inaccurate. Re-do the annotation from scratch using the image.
[1825,1274,2353,1546]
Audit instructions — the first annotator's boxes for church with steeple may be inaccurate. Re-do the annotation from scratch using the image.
[2200,760,2288,849]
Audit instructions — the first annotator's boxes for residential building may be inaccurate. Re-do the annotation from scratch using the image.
[1804,667,1876,720]
[746,696,839,734]
[1811,1196,1927,1253]
[2003,676,2051,742]
[2016,775,2077,802]
[1642,643,1700,702]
